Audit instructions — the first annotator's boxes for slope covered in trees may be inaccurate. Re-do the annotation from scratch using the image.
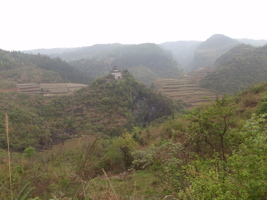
[201,44,267,94]
[189,34,240,70]
[135,82,267,199]
[0,49,91,89]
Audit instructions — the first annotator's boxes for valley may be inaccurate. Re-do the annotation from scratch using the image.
[1,34,267,199]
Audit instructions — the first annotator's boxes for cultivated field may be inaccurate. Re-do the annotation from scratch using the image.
[155,68,220,107]
[17,83,88,95]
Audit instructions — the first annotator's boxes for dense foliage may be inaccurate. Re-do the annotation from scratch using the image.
[201,44,267,94]
[132,83,267,199]
[1,79,267,199]
[190,34,240,70]
[2,81,267,199]
[0,49,90,85]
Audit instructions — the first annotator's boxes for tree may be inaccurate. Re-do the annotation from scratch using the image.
[186,98,237,161]
[178,113,267,199]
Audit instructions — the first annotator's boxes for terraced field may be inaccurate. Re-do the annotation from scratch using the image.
[155,68,220,107]
[16,83,88,95]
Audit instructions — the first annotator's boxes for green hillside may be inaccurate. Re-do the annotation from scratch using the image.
[44,71,184,139]
[190,34,240,70]
[0,71,184,151]
[213,44,255,68]
[70,43,182,85]
[2,77,267,199]
[200,44,267,94]
[0,49,91,90]
[3,36,267,199]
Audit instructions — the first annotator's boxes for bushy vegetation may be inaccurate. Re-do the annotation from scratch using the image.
[129,84,267,199]
[1,79,267,199]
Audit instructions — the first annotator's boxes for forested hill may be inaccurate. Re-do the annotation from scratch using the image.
[69,43,182,85]
[213,44,255,68]
[0,49,90,87]
[189,34,240,70]
[60,71,185,136]
[200,44,267,94]
[0,71,185,151]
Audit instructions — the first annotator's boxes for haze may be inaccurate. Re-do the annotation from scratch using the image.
[1,0,266,51]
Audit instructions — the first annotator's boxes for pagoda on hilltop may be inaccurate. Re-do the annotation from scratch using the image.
[110,66,122,79]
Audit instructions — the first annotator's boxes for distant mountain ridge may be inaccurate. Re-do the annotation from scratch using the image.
[68,43,182,85]
[160,35,267,71]
[24,43,181,85]
[20,34,267,89]
[23,34,267,73]
[24,43,122,61]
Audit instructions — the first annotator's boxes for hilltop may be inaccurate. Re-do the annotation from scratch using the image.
[60,71,184,135]
[22,34,267,84]
[189,34,241,70]
[159,35,267,71]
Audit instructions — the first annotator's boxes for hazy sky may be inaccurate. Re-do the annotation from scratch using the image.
[1,0,266,51]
